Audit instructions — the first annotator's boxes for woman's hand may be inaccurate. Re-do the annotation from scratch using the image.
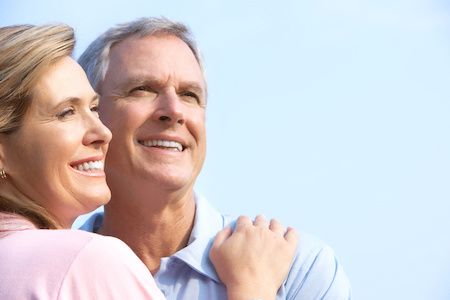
[210,215,298,300]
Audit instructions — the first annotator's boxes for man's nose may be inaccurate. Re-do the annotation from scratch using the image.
[152,91,185,126]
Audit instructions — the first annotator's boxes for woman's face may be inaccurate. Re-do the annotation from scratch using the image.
[1,57,112,228]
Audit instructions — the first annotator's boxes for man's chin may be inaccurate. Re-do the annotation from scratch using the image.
[139,169,195,190]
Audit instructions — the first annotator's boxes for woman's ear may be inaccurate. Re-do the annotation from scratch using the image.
[0,132,17,179]
[0,133,17,180]
[0,134,8,171]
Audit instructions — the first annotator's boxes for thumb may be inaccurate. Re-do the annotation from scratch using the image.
[213,226,233,248]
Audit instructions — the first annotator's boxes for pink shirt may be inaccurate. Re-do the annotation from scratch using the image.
[0,213,165,300]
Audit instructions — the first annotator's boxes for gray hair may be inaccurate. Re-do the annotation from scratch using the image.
[78,17,204,91]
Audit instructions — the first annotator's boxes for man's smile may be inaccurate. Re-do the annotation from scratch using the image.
[138,139,185,152]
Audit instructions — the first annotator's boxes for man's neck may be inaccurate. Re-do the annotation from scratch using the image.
[98,190,196,274]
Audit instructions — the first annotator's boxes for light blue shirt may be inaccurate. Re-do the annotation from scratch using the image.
[80,196,351,299]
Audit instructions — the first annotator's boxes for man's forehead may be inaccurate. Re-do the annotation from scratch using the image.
[110,34,196,63]
[107,35,206,84]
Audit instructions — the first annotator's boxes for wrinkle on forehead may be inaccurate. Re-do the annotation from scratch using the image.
[103,35,207,98]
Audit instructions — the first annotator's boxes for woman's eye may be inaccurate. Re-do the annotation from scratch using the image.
[90,105,99,115]
[57,107,75,119]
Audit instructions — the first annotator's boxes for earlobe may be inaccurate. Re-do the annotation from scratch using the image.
[0,141,9,180]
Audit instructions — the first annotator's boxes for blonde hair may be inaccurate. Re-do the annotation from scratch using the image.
[0,24,75,229]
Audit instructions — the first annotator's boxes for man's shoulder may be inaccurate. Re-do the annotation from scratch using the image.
[215,213,351,299]
[283,232,351,299]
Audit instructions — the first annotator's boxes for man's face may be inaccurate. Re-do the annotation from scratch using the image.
[98,34,206,194]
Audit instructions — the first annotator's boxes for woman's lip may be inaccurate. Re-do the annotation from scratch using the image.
[70,156,104,166]
[69,156,105,177]
[70,166,106,177]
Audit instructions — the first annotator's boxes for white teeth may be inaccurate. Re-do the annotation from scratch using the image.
[141,139,183,152]
[73,160,104,172]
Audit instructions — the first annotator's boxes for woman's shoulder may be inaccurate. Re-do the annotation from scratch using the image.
[0,229,165,299]
[0,228,97,259]
[0,229,126,276]
[58,229,142,268]
[8,228,146,272]
[57,230,165,299]
[2,227,128,255]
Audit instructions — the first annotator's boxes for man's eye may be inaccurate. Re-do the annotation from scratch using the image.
[129,86,157,96]
[132,86,147,91]
[57,107,75,119]
[181,91,200,103]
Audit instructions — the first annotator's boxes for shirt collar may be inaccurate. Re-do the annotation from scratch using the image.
[79,194,227,283]
[79,211,103,233]
[172,194,225,283]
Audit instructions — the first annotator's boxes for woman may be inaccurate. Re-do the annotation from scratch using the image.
[0,24,297,299]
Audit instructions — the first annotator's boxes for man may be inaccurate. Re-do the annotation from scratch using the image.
[79,17,351,299]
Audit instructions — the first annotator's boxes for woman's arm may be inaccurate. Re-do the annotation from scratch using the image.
[59,234,165,300]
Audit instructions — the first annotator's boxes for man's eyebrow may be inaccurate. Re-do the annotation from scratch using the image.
[110,76,207,101]
[122,75,161,87]
[119,77,205,91]
[111,76,159,94]
[179,81,206,96]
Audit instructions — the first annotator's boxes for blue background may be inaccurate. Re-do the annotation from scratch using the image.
[1,0,449,299]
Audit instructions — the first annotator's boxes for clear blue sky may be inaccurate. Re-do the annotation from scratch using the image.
[1,0,449,299]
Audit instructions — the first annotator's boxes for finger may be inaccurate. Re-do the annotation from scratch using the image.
[235,215,252,232]
[284,227,299,250]
[269,218,286,235]
[253,214,269,228]
[212,226,233,248]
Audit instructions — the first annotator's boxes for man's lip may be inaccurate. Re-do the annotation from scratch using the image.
[137,135,188,151]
